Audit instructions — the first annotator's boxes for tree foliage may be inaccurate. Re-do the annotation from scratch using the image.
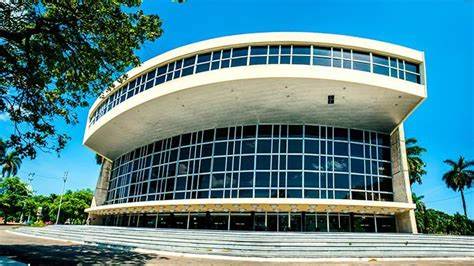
[48,189,93,224]
[0,176,30,224]
[1,187,93,225]
[0,0,162,159]
[416,208,474,235]
[1,150,22,177]
[442,156,474,217]
[406,138,427,185]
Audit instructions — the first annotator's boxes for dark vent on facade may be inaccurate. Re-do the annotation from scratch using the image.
[328,95,335,104]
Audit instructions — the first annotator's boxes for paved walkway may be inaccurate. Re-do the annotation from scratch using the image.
[1,225,473,265]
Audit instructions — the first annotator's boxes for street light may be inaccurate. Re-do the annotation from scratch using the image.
[55,171,68,225]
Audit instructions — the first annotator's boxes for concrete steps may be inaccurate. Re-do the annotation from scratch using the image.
[13,225,474,259]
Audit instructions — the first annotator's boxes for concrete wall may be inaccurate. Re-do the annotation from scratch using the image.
[391,123,418,233]
[88,159,112,225]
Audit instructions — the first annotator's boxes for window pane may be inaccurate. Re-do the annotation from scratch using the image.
[255,172,270,187]
[378,162,391,176]
[288,155,302,170]
[373,54,389,65]
[379,177,393,192]
[351,174,365,190]
[183,56,195,67]
[305,140,319,154]
[304,172,319,188]
[231,57,247,67]
[212,174,225,188]
[313,57,331,66]
[313,47,331,56]
[334,128,348,141]
[289,125,303,137]
[269,46,279,54]
[257,140,271,153]
[292,55,310,65]
[305,125,319,138]
[251,46,268,55]
[373,65,389,76]
[353,61,370,72]
[195,63,210,73]
[304,155,319,170]
[351,158,364,174]
[280,45,291,54]
[287,172,302,187]
[256,155,271,170]
[258,125,272,137]
[243,125,256,138]
[334,142,348,156]
[405,62,419,73]
[350,143,364,158]
[350,129,364,142]
[293,46,310,54]
[353,51,370,62]
[335,190,350,199]
[199,174,210,189]
[212,157,226,172]
[333,157,349,172]
[232,47,248,57]
[288,139,302,153]
[197,53,211,63]
[378,147,391,161]
[405,72,420,83]
[280,55,290,64]
[241,156,255,170]
[239,172,253,188]
[250,56,267,65]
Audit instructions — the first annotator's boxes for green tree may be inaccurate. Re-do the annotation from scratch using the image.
[0,1,162,159]
[48,189,93,224]
[95,154,104,165]
[412,193,427,233]
[0,176,30,224]
[0,139,5,163]
[442,156,474,217]
[1,151,21,177]
[406,138,427,185]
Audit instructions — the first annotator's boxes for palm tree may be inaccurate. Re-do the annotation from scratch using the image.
[1,152,22,177]
[0,139,6,162]
[412,193,427,233]
[406,138,427,185]
[442,156,474,217]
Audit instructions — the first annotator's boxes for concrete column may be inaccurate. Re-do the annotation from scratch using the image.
[88,159,112,225]
[390,123,417,233]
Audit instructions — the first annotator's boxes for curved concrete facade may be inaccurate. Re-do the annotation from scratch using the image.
[85,33,426,233]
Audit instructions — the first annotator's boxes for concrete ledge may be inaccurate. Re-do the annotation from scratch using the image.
[85,198,415,215]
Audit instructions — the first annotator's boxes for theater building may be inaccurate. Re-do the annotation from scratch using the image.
[84,32,426,233]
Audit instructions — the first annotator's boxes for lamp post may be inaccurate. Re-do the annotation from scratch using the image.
[55,171,68,225]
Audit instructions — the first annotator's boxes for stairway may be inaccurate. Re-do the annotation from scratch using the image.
[12,225,474,259]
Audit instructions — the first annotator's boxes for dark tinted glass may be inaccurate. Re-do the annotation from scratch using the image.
[293,46,310,54]
[251,46,268,55]
[197,53,211,63]
[313,47,331,56]
[334,128,348,141]
[353,51,370,61]
[232,47,248,57]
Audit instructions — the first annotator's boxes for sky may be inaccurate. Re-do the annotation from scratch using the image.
[2,0,473,217]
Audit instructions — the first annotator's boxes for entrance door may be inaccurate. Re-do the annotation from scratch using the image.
[230,213,253,230]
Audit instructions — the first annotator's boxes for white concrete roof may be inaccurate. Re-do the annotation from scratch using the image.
[83,32,427,159]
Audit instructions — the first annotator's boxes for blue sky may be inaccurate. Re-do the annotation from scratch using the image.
[2,0,473,217]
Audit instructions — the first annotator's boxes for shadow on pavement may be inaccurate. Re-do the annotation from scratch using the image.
[0,244,167,265]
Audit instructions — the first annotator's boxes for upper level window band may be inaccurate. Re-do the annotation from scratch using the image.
[89,44,422,126]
